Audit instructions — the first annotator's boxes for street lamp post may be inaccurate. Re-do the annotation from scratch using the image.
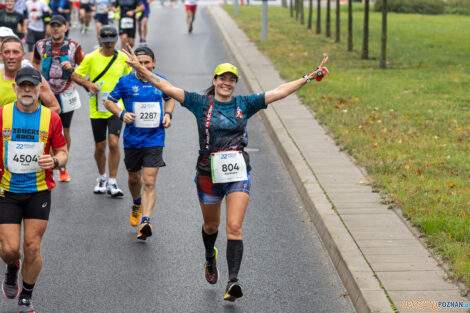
[262,0,268,41]
[235,0,239,14]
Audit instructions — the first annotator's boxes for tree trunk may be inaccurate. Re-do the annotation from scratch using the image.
[326,0,331,37]
[380,0,387,68]
[290,0,293,17]
[348,0,353,51]
[300,0,305,24]
[316,0,321,34]
[335,0,340,42]
[308,0,313,29]
[361,0,369,59]
[282,0,287,8]
[296,0,299,20]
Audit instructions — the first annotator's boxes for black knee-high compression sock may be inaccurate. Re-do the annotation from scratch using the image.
[226,239,243,282]
[202,227,218,259]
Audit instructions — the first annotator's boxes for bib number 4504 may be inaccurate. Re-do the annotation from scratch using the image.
[211,151,247,184]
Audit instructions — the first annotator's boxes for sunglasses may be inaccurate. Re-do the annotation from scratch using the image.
[101,33,116,38]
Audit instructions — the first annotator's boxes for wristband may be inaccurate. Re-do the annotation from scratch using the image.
[119,110,127,120]
[303,74,311,83]
[164,112,172,120]
[53,157,59,169]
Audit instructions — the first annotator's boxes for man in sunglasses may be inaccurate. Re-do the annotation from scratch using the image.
[72,25,131,197]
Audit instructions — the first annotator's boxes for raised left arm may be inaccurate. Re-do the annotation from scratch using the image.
[264,55,329,105]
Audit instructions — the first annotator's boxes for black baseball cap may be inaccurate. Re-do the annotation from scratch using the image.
[15,67,42,86]
[50,15,67,25]
[100,26,118,43]
[134,47,155,60]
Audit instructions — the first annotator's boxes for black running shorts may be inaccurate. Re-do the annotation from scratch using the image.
[56,94,75,128]
[124,146,166,172]
[80,3,92,12]
[119,17,136,38]
[90,116,123,142]
[0,190,51,224]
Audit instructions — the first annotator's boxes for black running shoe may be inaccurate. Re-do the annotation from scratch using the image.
[18,296,35,313]
[204,247,219,285]
[137,221,153,240]
[224,279,243,302]
[2,261,20,299]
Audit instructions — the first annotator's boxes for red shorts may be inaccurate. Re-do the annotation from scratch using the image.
[185,4,197,14]
[72,2,80,8]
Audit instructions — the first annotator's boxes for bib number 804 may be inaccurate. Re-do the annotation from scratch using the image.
[222,163,240,172]
[13,154,38,163]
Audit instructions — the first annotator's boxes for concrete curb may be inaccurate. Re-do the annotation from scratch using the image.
[207,5,392,313]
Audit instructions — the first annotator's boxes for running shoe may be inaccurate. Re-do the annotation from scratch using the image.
[17,297,35,313]
[94,177,107,194]
[107,182,124,197]
[2,261,20,299]
[59,168,70,182]
[137,220,152,240]
[129,204,142,227]
[188,23,193,33]
[204,247,219,285]
[223,280,243,302]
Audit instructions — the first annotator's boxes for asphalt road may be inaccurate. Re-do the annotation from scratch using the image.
[1,3,355,313]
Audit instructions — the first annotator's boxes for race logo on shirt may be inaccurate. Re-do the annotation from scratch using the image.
[39,130,48,142]
[2,128,11,139]
[132,86,139,93]
[235,107,244,119]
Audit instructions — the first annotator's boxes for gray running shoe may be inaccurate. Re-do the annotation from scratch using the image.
[107,182,124,197]
[94,178,107,194]
[2,261,20,299]
[18,297,35,313]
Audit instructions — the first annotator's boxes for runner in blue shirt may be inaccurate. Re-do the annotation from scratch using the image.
[124,47,329,302]
[104,46,174,240]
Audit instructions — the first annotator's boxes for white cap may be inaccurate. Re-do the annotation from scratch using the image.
[0,27,18,39]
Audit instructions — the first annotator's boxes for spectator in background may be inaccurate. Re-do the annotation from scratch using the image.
[25,0,51,60]
[0,0,25,38]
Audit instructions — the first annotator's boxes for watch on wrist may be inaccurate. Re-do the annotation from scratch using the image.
[164,112,172,120]
[53,158,59,169]
[303,74,311,83]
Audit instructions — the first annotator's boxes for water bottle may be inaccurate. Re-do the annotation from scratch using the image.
[89,81,103,98]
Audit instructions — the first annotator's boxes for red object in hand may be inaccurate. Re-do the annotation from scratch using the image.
[315,69,327,81]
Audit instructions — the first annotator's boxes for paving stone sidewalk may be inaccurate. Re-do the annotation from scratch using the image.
[207,5,469,313]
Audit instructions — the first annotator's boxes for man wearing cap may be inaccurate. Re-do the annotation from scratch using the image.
[72,25,131,196]
[104,46,174,240]
[32,14,84,182]
[0,0,25,38]
[0,66,67,313]
[0,36,60,113]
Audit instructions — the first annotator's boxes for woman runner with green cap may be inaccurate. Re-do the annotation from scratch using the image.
[123,47,329,302]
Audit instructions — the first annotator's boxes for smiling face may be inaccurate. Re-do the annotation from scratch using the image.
[212,72,237,100]
[1,41,24,72]
[14,81,41,107]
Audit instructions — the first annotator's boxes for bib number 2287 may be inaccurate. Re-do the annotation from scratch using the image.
[210,151,247,184]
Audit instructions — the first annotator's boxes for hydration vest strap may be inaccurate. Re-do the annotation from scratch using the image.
[203,96,214,151]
